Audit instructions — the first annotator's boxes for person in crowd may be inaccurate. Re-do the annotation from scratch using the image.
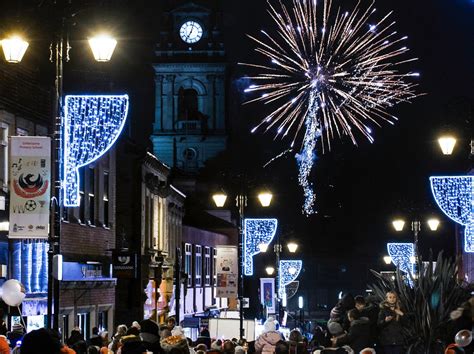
[140,318,161,354]
[89,327,103,348]
[309,325,331,350]
[7,322,25,349]
[119,332,147,354]
[127,326,141,337]
[288,329,306,354]
[447,296,474,353]
[377,290,405,354]
[194,327,211,348]
[99,331,110,354]
[132,321,141,332]
[211,339,223,351]
[354,295,378,345]
[167,317,176,331]
[20,328,62,354]
[67,327,88,354]
[333,309,372,353]
[110,324,128,353]
[274,340,289,354]
[223,339,236,354]
[255,317,283,354]
[330,294,356,332]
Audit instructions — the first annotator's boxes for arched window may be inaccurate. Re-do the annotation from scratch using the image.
[178,88,199,120]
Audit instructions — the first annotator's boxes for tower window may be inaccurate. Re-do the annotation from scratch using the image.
[178,88,199,120]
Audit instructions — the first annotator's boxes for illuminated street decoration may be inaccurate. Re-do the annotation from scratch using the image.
[63,95,129,206]
[387,242,415,276]
[11,240,49,294]
[430,176,474,252]
[279,260,302,294]
[244,218,278,276]
[242,0,420,215]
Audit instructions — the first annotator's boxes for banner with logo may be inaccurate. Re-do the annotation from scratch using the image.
[216,246,238,298]
[112,251,138,279]
[260,278,276,314]
[9,137,51,238]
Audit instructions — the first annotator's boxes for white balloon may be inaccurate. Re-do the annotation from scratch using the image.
[2,279,23,294]
[2,290,25,307]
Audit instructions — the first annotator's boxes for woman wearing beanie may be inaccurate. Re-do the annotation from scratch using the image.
[255,317,283,354]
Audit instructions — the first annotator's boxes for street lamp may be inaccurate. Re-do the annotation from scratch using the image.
[213,188,273,340]
[383,255,392,265]
[265,266,275,275]
[2,19,117,331]
[437,135,457,155]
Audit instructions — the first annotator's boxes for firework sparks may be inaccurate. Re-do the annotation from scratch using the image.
[241,0,420,215]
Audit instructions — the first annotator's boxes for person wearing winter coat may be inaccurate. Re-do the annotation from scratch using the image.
[334,309,372,354]
[255,317,283,354]
[329,294,355,331]
[377,291,405,354]
[140,319,162,354]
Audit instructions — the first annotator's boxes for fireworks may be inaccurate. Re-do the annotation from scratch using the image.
[242,0,420,215]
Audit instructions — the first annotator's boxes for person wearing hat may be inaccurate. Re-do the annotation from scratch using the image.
[255,317,283,354]
[7,323,24,349]
[140,318,161,354]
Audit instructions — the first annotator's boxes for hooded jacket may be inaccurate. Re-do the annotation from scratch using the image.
[336,317,372,353]
[255,331,283,354]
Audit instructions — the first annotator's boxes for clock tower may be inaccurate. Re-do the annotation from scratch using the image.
[151,1,227,176]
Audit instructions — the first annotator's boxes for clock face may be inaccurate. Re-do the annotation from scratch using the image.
[179,21,203,44]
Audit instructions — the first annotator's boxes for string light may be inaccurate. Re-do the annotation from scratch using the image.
[430,176,474,252]
[242,0,420,215]
[63,94,129,206]
[387,242,414,275]
[279,260,303,294]
[243,218,278,276]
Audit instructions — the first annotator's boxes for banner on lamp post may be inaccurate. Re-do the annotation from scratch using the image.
[260,278,276,314]
[9,136,51,238]
[216,245,238,298]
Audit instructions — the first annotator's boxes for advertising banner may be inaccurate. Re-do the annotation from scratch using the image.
[9,137,51,238]
[112,251,138,279]
[260,278,276,314]
[216,246,238,298]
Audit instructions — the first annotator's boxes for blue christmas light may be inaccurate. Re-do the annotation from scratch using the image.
[387,242,414,276]
[63,94,129,206]
[12,239,49,294]
[430,176,474,252]
[279,260,302,294]
[243,218,278,276]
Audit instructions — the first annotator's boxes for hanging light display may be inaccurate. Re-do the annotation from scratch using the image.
[244,218,278,276]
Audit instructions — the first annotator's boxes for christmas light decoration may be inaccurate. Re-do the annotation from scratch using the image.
[279,260,303,294]
[12,239,49,294]
[242,0,420,215]
[63,95,129,206]
[430,176,474,252]
[387,242,414,275]
[244,218,278,276]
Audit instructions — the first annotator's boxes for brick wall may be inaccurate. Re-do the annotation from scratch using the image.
[61,287,115,308]
[61,222,114,259]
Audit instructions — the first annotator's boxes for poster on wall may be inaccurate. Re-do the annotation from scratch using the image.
[9,136,51,239]
[260,278,276,314]
[216,246,238,298]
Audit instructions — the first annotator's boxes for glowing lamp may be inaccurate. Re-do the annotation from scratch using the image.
[437,136,456,155]
[427,218,440,231]
[88,35,117,62]
[298,296,304,309]
[258,191,273,207]
[258,243,269,252]
[287,242,298,253]
[392,219,405,232]
[1,36,29,63]
[212,193,227,207]
[265,266,275,275]
[288,267,297,275]
[383,256,392,265]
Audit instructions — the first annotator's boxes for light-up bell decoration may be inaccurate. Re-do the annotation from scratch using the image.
[63,95,129,206]
[387,242,415,276]
[243,218,278,276]
[430,176,474,252]
[279,260,302,295]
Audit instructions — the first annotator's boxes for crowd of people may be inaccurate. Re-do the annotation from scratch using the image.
[0,290,472,353]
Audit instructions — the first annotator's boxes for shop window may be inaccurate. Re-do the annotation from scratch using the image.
[195,245,202,287]
[98,310,108,332]
[204,247,211,286]
[77,312,90,340]
[184,243,192,287]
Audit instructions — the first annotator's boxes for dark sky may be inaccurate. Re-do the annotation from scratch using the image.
[218,0,474,263]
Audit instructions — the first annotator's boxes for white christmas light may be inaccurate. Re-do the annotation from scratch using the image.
[430,176,474,252]
[244,218,278,276]
[387,242,415,276]
[279,260,302,293]
[63,95,129,206]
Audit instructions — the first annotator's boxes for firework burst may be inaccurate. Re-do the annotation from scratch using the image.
[241,0,420,215]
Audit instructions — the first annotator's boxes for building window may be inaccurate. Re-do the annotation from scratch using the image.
[88,166,95,225]
[195,245,202,287]
[178,88,199,120]
[98,310,108,332]
[0,123,8,190]
[77,312,90,340]
[62,315,69,343]
[204,247,211,286]
[103,171,109,227]
[213,248,217,286]
[79,168,85,223]
[184,243,192,287]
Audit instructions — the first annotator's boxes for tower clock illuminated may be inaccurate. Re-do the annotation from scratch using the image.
[179,21,203,44]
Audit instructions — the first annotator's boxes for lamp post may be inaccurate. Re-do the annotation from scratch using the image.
[263,238,298,323]
[2,14,117,330]
[213,188,273,340]
[392,217,440,275]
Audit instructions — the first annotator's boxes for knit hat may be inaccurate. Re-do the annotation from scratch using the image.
[263,317,277,332]
[327,321,344,336]
[11,323,24,334]
[132,321,141,331]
